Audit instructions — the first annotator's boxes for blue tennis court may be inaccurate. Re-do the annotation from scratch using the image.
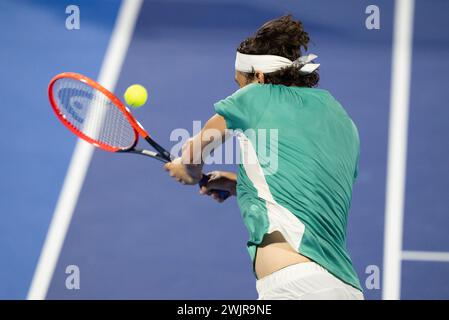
[0,0,448,300]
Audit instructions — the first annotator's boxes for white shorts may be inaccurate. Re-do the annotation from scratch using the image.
[256,262,364,300]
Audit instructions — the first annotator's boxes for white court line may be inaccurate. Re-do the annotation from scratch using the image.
[27,0,143,300]
[382,0,415,300]
[402,251,449,262]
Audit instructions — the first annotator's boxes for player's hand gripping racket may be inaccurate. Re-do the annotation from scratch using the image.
[48,72,230,200]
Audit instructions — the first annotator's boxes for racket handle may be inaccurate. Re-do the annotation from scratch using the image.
[199,174,231,201]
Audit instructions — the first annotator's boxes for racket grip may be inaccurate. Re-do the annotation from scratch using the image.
[199,174,231,201]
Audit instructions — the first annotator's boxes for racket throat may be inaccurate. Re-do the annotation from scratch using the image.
[124,149,168,163]
[144,136,172,162]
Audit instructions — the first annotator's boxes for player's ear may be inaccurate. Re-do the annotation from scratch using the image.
[254,71,265,84]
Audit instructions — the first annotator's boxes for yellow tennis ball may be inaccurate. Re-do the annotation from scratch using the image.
[124,84,148,108]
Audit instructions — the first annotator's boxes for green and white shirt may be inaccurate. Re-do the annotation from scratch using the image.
[214,83,362,291]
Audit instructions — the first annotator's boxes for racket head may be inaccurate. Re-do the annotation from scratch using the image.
[48,72,149,152]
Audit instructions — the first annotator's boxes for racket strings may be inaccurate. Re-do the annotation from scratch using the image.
[53,78,136,149]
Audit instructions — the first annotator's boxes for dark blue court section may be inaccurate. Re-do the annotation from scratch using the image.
[48,0,394,300]
[0,0,119,299]
[403,0,449,252]
[401,261,449,299]
[401,0,449,299]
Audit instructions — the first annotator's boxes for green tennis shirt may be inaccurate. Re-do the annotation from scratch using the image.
[214,83,362,291]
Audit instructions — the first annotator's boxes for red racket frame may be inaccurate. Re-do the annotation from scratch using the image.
[48,72,149,152]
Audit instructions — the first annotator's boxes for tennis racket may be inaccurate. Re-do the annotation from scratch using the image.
[48,72,230,200]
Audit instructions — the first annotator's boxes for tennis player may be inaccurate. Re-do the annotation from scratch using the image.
[165,15,363,300]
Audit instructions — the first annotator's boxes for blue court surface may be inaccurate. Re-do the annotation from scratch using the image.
[0,0,448,300]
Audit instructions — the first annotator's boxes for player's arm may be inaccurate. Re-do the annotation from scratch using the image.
[164,114,227,184]
[184,113,227,166]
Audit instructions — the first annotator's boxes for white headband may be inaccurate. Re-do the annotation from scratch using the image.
[235,52,320,75]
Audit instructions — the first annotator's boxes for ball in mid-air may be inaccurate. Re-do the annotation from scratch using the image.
[124,84,148,108]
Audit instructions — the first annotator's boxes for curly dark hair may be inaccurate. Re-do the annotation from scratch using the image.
[237,15,319,87]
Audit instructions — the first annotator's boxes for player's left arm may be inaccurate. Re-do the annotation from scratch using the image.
[164,114,227,184]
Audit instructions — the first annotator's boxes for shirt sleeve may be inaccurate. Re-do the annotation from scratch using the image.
[213,83,268,131]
